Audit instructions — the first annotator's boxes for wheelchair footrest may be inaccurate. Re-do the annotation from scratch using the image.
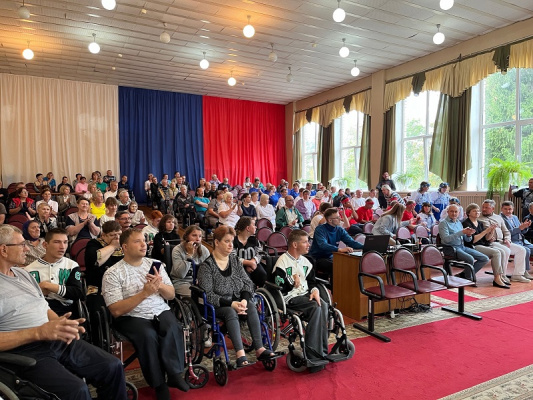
[325,353,349,363]
[306,358,329,368]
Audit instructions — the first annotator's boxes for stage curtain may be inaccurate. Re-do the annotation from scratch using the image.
[203,96,286,187]
[119,87,204,202]
[429,89,472,191]
[0,74,118,185]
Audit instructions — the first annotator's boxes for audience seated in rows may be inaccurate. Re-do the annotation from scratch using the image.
[34,202,58,238]
[65,197,100,243]
[9,187,36,217]
[152,214,181,263]
[233,216,267,287]
[36,188,59,217]
[22,219,46,266]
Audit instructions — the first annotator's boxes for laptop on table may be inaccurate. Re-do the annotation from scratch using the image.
[350,235,391,256]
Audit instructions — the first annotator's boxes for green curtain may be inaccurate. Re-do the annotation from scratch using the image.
[318,124,335,185]
[411,72,426,96]
[358,114,371,186]
[493,44,511,73]
[429,88,472,191]
[292,130,302,181]
[380,105,397,176]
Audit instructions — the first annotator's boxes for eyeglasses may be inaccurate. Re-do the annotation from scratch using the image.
[4,242,28,248]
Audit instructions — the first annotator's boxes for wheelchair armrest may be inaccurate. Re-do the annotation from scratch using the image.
[358,272,385,299]
[190,285,205,295]
[264,281,282,291]
[314,276,330,286]
[263,244,278,257]
[0,353,37,368]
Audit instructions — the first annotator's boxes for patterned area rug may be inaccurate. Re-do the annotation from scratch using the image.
[126,290,533,398]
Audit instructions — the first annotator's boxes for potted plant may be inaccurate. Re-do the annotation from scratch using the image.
[392,172,417,191]
[330,176,348,189]
[487,157,531,199]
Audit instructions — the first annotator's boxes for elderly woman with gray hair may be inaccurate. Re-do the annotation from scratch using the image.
[256,193,277,229]
[218,192,241,228]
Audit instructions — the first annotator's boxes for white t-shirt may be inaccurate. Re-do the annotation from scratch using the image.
[218,203,240,227]
[36,199,59,214]
[102,258,171,319]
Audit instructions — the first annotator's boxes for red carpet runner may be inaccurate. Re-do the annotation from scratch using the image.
[138,301,533,400]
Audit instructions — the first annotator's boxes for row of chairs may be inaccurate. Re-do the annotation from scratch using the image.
[354,245,480,342]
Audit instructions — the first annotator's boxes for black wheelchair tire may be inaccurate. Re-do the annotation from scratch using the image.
[255,289,281,351]
[125,381,138,400]
[213,358,228,386]
[184,365,209,389]
[286,350,307,373]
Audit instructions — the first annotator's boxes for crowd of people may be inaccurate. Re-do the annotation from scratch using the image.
[2,168,533,399]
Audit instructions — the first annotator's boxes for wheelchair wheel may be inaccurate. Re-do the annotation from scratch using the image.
[184,365,209,389]
[286,350,307,373]
[255,289,281,351]
[125,381,138,400]
[77,300,91,342]
[95,308,111,353]
[0,382,18,400]
[332,339,355,360]
[182,298,205,364]
[262,358,277,372]
[213,358,228,386]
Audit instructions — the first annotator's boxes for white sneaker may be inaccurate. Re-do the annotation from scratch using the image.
[524,271,533,280]
[511,275,531,283]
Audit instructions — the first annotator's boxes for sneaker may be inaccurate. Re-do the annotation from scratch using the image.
[524,271,533,280]
[511,275,531,283]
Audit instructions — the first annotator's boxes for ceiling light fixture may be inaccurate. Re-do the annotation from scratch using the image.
[439,0,454,11]
[433,24,445,45]
[160,23,171,43]
[88,33,100,54]
[351,60,360,77]
[339,38,349,58]
[200,52,209,69]
[243,15,255,38]
[286,66,293,83]
[18,0,30,19]
[228,71,236,86]
[101,0,116,11]
[268,43,278,62]
[333,0,346,23]
[22,41,34,60]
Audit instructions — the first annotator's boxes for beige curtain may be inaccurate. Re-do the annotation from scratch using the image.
[0,74,119,185]
[350,90,372,115]
[510,39,533,68]
[292,129,302,181]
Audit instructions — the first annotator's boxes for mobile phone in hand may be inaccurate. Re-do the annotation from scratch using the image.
[149,261,161,275]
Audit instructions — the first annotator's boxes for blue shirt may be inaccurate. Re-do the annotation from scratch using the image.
[310,223,363,260]
[269,192,281,207]
[438,217,472,247]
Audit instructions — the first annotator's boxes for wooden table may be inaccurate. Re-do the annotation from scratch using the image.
[332,252,431,320]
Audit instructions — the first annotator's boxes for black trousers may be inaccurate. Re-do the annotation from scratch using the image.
[315,258,333,283]
[114,310,184,388]
[9,339,126,400]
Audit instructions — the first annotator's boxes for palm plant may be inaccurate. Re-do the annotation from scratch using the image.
[487,157,531,199]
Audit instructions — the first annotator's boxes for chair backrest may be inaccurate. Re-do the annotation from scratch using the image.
[372,213,380,221]
[76,248,86,272]
[415,225,429,238]
[267,232,288,253]
[431,224,439,237]
[363,222,374,234]
[353,233,366,244]
[64,207,79,217]
[375,208,384,216]
[279,226,293,238]
[25,183,37,194]
[256,218,273,230]
[70,238,90,260]
[392,247,417,272]
[8,214,29,224]
[301,224,311,233]
[8,221,24,230]
[7,182,18,193]
[360,251,387,275]
[256,227,273,243]
[396,226,411,240]
[421,245,445,267]
[134,223,147,230]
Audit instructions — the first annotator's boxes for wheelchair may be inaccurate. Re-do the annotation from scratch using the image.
[188,256,283,386]
[93,298,209,392]
[260,258,355,372]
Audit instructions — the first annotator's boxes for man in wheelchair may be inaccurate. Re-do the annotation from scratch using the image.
[272,229,330,372]
[102,229,189,400]
[0,225,127,400]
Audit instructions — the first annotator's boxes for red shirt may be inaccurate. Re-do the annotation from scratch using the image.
[356,206,373,223]
[402,210,415,233]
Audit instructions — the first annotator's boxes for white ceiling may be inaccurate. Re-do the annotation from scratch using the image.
[1,0,533,104]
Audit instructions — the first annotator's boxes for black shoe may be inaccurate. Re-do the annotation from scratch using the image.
[493,281,510,289]
[454,272,466,279]
[167,374,190,392]
[308,365,326,373]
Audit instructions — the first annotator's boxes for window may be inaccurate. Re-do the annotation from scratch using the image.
[301,122,319,182]
[337,110,367,189]
[477,68,533,188]
[396,91,442,189]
